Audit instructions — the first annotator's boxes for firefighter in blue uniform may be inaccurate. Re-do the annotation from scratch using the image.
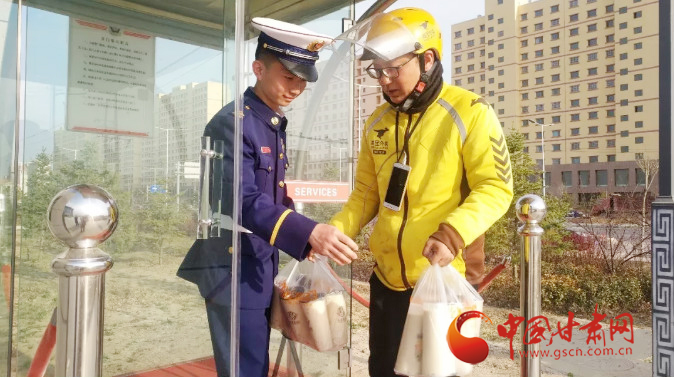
[177,18,358,377]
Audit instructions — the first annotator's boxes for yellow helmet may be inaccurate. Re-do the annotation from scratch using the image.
[362,7,442,61]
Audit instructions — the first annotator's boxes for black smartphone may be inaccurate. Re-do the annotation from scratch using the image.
[384,163,411,211]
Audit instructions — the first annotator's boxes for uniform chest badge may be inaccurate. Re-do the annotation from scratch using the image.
[261,146,271,153]
[271,116,279,125]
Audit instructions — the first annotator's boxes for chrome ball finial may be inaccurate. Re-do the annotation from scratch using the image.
[516,194,547,223]
[47,184,119,248]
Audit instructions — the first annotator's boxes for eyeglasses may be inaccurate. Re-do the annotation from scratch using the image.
[365,55,417,79]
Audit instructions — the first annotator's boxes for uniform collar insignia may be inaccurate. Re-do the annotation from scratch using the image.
[271,116,280,126]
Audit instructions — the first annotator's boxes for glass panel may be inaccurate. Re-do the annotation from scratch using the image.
[0,0,17,374]
[251,6,355,377]
[596,169,608,186]
[615,168,629,186]
[562,171,572,187]
[16,2,238,376]
[578,170,590,186]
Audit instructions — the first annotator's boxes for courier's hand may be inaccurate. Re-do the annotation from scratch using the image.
[422,237,455,267]
[308,224,358,265]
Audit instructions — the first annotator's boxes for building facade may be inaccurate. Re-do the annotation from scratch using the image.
[451,0,659,204]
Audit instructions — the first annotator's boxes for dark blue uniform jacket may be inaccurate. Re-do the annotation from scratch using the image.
[178,87,317,309]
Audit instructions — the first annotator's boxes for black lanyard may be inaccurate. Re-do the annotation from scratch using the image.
[395,109,427,163]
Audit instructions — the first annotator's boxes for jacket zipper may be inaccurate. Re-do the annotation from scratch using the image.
[396,113,414,289]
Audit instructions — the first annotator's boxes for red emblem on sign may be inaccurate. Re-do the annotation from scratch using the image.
[261,146,271,153]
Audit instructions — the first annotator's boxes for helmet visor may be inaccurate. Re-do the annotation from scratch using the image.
[336,14,418,62]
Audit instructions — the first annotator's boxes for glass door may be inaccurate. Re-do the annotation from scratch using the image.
[10,0,356,376]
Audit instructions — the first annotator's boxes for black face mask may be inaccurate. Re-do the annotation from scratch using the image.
[383,56,444,114]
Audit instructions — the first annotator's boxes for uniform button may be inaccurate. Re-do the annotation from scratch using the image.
[271,116,279,125]
[285,163,289,169]
[279,153,284,159]
[228,247,233,254]
[267,166,272,172]
[279,181,285,188]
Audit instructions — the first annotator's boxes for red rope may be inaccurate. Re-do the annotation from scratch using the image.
[328,258,509,308]
[28,308,57,377]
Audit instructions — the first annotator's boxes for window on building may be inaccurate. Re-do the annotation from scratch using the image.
[551,60,560,68]
[535,50,544,57]
[521,13,528,21]
[588,23,597,32]
[636,168,646,185]
[634,74,643,81]
[606,34,614,43]
[535,145,543,153]
[522,92,529,100]
[570,56,579,64]
[589,111,598,119]
[571,99,580,107]
[634,10,642,18]
[551,4,559,13]
[579,171,590,186]
[588,52,598,61]
[553,158,561,165]
[589,97,598,105]
[571,128,580,136]
[536,77,544,84]
[551,19,560,27]
[607,154,616,162]
[588,82,598,90]
[606,4,614,13]
[536,104,545,111]
[455,31,462,38]
[535,36,544,44]
[607,109,615,117]
[607,139,615,147]
[535,22,543,31]
[607,79,615,87]
[635,121,643,128]
[621,146,629,152]
[570,0,578,7]
[606,64,615,73]
[572,157,581,164]
[535,9,543,17]
[634,42,642,49]
[589,156,599,163]
[589,126,598,134]
[635,136,644,144]
[571,42,579,50]
[522,53,529,60]
[634,58,643,65]
[571,114,580,121]
[551,46,560,54]
[536,90,544,98]
[552,88,561,96]
[571,142,580,150]
[552,144,561,151]
[635,105,643,112]
[615,169,629,186]
[562,171,573,187]
[634,26,642,34]
[588,67,598,75]
[570,14,579,22]
[607,124,615,132]
[552,101,561,109]
[498,18,504,24]
[589,141,599,149]
[571,71,580,79]
[606,49,614,57]
[619,22,627,30]
[522,79,529,87]
[587,9,597,17]
[596,170,608,186]
[635,89,643,97]
[551,32,560,41]
[571,84,580,93]
[570,27,579,36]
[606,19,614,27]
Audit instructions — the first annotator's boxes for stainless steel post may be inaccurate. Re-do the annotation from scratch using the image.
[515,194,546,377]
[47,184,118,376]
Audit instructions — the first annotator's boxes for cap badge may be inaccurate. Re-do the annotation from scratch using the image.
[307,40,325,52]
[271,116,280,125]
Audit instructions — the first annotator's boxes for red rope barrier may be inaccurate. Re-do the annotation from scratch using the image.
[28,308,57,377]
[328,257,510,309]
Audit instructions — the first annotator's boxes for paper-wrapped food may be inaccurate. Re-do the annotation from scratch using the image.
[271,256,348,352]
[394,264,484,377]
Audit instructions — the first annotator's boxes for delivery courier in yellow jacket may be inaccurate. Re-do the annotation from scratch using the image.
[329,8,514,376]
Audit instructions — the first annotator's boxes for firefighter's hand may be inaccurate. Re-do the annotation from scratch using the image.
[422,237,455,267]
[308,224,358,265]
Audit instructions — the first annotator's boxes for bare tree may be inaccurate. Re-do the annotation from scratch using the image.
[634,157,659,253]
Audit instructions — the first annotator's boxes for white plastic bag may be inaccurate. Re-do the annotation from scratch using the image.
[271,256,348,352]
[394,264,484,377]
